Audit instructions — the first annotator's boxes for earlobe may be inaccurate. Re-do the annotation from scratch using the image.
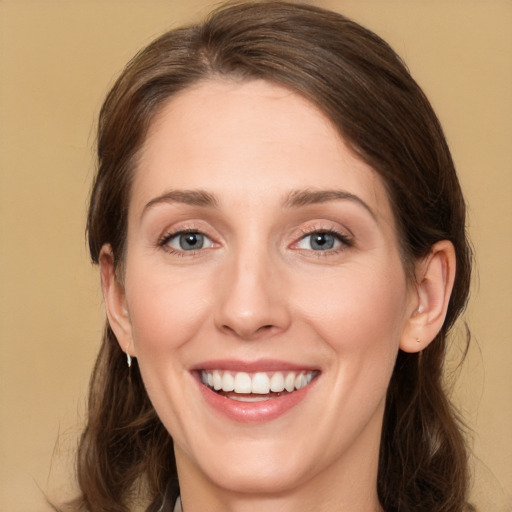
[99,244,135,357]
[400,240,456,353]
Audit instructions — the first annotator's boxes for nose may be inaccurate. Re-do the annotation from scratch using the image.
[214,248,291,341]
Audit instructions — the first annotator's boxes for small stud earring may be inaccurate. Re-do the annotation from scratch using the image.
[126,345,132,368]
[417,304,424,314]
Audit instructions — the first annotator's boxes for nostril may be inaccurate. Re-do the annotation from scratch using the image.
[256,324,275,334]
[220,323,277,340]
[221,325,236,335]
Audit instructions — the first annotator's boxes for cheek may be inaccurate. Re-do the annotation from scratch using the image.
[122,265,212,436]
[289,263,408,447]
[297,262,409,352]
[125,265,211,355]
[293,257,409,418]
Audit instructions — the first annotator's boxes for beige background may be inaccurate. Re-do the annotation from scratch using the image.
[1,1,511,510]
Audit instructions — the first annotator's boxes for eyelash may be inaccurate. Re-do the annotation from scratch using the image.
[293,227,353,255]
[157,228,213,257]
[157,226,353,257]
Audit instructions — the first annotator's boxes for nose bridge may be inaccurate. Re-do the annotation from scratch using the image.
[216,238,289,339]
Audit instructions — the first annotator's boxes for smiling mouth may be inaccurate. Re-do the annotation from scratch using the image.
[199,369,319,402]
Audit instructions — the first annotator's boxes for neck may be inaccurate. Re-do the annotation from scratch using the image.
[177,490,382,512]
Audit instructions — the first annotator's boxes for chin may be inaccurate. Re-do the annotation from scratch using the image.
[184,432,329,496]
[204,457,308,496]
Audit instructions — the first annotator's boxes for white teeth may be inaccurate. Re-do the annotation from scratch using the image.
[200,369,317,396]
[222,371,234,392]
[284,372,295,392]
[212,370,222,390]
[234,372,252,393]
[269,372,285,392]
[251,372,270,394]
[295,373,307,390]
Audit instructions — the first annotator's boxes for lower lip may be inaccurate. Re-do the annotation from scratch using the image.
[196,377,316,423]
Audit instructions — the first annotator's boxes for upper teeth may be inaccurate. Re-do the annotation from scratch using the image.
[200,370,316,394]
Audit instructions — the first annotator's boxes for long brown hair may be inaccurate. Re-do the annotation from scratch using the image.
[70,2,473,511]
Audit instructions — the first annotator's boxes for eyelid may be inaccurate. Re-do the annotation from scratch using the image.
[157,225,218,255]
[290,224,353,252]
[166,231,214,250]
[155,221,353,256]
[295,232,342,251]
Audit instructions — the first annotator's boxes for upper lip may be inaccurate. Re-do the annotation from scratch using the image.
[190,358,319,373]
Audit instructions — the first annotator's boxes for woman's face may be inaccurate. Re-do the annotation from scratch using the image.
[111,80,418,498]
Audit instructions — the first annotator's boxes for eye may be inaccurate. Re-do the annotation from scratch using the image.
[163,231,214,252]
[296,231,346,251]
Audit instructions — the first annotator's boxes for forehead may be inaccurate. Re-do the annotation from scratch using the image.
[133,79,393,222]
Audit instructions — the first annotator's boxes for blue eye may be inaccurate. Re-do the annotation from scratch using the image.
[164,232,213,251]
[296,231,343,251]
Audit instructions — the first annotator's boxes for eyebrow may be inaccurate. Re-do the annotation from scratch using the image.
[142,189,218,217]
[284,189,377,219]
[142,187,376,220]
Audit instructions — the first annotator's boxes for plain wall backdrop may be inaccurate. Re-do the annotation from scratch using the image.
[1,1,511,510]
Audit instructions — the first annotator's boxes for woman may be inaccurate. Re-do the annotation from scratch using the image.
[71,2,472,511]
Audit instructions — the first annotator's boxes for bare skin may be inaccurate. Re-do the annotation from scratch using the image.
[100,79,455,512]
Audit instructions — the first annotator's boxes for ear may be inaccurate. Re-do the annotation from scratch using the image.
[400,240,456,353]
[99,244,135,358]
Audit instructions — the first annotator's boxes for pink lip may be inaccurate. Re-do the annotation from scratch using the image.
[191,358,318,373]
[191,359,319,424]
